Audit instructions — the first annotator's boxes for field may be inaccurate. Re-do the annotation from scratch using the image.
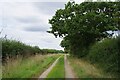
[2,54,60,78]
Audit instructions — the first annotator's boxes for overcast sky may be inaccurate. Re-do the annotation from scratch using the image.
[0,0,85,50]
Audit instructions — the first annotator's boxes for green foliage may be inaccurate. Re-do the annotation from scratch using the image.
[2,38,42,61]
[60,37,70,53]
[48,1,120,76]
[87,36,120,77]
[48,1,120,57]
[2,38,64,63]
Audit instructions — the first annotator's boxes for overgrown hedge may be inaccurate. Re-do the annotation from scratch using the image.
[87,36,120,77]
[1,38,64,63]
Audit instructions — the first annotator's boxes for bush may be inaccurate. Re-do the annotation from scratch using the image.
[2,38,64,63]
[87,36,120,76]
[2,38,43,63]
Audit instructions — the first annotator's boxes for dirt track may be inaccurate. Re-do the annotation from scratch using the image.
[39,54,75,79]
[64,54,75,78]
[39,56,61,78]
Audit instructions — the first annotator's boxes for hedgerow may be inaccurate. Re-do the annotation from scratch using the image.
[87,36,120,77]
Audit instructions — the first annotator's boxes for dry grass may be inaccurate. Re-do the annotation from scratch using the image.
[68,56,113,78]
[0,61,2,79]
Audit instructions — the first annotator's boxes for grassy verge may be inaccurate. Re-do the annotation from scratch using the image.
[47,55,65,78]
[68,56,114,78]
[2,54,60,78]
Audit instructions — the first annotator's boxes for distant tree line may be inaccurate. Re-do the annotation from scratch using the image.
[42,49,64,54]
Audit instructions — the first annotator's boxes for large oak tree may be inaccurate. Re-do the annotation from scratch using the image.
[48,1,120,57]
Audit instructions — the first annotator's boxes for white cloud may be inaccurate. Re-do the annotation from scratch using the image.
[0,0,93,50]
[0,2,65,50]
[0,0,84,3]
[1,27,63,50]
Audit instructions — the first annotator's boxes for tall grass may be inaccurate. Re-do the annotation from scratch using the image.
[2,54,60,78]
[68,56,113,78]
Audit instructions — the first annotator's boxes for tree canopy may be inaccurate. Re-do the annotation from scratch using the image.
[48,1,120,57]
